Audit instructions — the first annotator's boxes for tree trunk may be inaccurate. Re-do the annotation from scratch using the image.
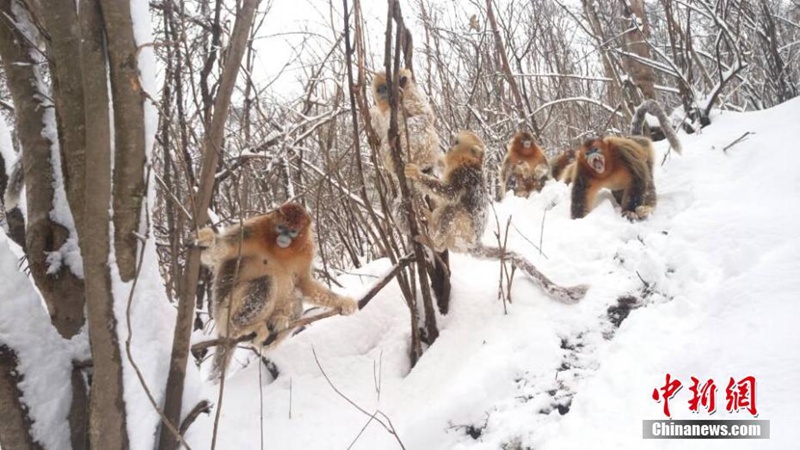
[619,0,656,100]
[82,0,130,448]
[100,0,148,282]
[28,0,88,237]
[160,1,261,447]
[0,345,42,450]
[0,0,86,339]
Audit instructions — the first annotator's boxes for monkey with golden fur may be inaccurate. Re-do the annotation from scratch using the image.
[404,130,489,252]
[570,136,656,220]
[370,68,440,175]
[549,148,577,183]
[570,100,681,220]
[196,203,357,380]
[500,131,550,198]
[407,131,589,303]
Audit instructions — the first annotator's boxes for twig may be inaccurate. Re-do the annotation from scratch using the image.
[721,131,752,153]
[509,222,549,259]
[490,205,511,314]
[348,413,380,450]
[312,348,406,449]
[258,347,264,450]
[179,401,212,436]
[539,202,555,257]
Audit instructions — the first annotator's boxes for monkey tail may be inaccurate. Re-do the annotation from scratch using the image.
[210,340,234,382]
[470,245,589,304]
[630,99,682,154]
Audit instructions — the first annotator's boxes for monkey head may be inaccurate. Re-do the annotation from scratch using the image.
[509,131,540,157]
[578,138,610,177]
[271,203,311,250]
[444,130,485,168]
[372,69,412,108]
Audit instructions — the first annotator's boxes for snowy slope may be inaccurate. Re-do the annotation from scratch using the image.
[185,98,800,449]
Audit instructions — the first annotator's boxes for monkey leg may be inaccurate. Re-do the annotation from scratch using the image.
[612,189,624,206]
[211,257,253,327]
[209,275,272,381]
[620,176,653,220]
[570,174,600,219]
[433,206,478,253]
[228,276,275,337]
[259,301,301,348]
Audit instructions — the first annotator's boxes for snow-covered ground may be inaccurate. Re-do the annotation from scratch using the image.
[183,98,800,449]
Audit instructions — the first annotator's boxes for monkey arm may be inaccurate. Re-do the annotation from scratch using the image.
[297,270,357,314]
[499,157,513,192]
[570,172,594,219]
[412,173,460,201]
[369,105,389,141]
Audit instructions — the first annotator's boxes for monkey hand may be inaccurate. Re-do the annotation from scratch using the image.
[338,297,358,315]
[623,206,653,221]
[193,228,216,248]
[404,164,422,180]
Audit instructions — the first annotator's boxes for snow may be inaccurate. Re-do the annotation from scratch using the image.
[0,115,15,178]
[0,234,74,449]
[183,98,800,449]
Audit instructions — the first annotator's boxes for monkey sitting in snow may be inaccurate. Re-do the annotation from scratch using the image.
[500,131,550,198]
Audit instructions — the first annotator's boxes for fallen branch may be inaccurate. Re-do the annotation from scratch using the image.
[191,253,413,353]
[722,131,753,153]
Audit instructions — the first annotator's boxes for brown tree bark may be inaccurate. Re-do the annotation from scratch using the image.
[28,0,87,238]
[0,345,42,450]
[0,0,86,339]
[159,1,261,448]
[99,0,148,282]
[619,0,656,100]
[81,0,130,448]
[581,0,632,118]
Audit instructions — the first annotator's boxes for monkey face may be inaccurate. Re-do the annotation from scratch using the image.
[399,73,409,88]
[372,72,389,102]
[273,203,310,249]
[372,69,412,102]
[582,142,606,175]
[515,131,535,150]
[448,130,485,163]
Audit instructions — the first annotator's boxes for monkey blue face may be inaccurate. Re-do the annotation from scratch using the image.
[376,83,388,99]
[375,74,408,100]
[585,146,605,174]
[275,224,300,248]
